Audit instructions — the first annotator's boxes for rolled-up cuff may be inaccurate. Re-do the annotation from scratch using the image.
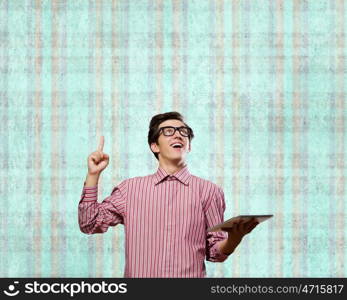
[80,184,98,202]
[209,240,230,262]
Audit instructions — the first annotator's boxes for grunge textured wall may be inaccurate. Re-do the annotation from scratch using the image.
[0,0,346,277]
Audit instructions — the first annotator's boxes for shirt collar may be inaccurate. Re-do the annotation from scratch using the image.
[153,165,191,186]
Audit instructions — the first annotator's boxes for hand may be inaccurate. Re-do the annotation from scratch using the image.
[87,136,110,175]
[221,218,259,242]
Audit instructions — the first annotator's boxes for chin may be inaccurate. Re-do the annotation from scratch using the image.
[172,156,186,162]
[167,154,184,160]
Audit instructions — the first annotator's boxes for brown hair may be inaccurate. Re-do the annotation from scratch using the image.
[148,111,194,160]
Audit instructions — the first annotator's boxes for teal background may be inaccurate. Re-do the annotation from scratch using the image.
[0,0,346,277]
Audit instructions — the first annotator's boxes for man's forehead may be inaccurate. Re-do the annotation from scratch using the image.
[159,119,185,127]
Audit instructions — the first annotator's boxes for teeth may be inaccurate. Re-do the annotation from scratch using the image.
[171,143,182,147]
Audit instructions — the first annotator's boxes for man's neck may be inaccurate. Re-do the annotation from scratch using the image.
[158,160,187,175]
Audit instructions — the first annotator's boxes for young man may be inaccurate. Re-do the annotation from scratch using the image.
[78,111,258,277]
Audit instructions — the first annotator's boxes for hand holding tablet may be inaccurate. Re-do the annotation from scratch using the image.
[207,215,273,232]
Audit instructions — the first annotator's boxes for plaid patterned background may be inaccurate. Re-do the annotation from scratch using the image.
[0,0,346,277]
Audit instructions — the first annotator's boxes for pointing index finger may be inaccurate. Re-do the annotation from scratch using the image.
[98,136,104,152]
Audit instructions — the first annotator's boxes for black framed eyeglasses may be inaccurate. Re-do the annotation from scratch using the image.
[158,126,192,137]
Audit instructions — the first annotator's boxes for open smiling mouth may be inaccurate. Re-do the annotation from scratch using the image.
[170,143,183,151]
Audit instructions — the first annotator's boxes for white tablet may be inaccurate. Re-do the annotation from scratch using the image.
[207,215,273,232]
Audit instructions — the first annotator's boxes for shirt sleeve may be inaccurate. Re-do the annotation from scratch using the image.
[204,185,229,262]
[78,180,127,234]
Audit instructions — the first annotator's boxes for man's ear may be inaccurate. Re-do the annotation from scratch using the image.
[150,142,159,154]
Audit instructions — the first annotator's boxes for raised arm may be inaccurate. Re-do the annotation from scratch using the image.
[78,136,126,234]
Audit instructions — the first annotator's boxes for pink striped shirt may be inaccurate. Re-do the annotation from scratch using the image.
[78,165,229,277]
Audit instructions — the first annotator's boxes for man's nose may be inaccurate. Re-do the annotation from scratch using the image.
[173,130,184,138]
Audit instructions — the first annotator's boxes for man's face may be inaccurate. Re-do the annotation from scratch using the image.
[150,119,191,162]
